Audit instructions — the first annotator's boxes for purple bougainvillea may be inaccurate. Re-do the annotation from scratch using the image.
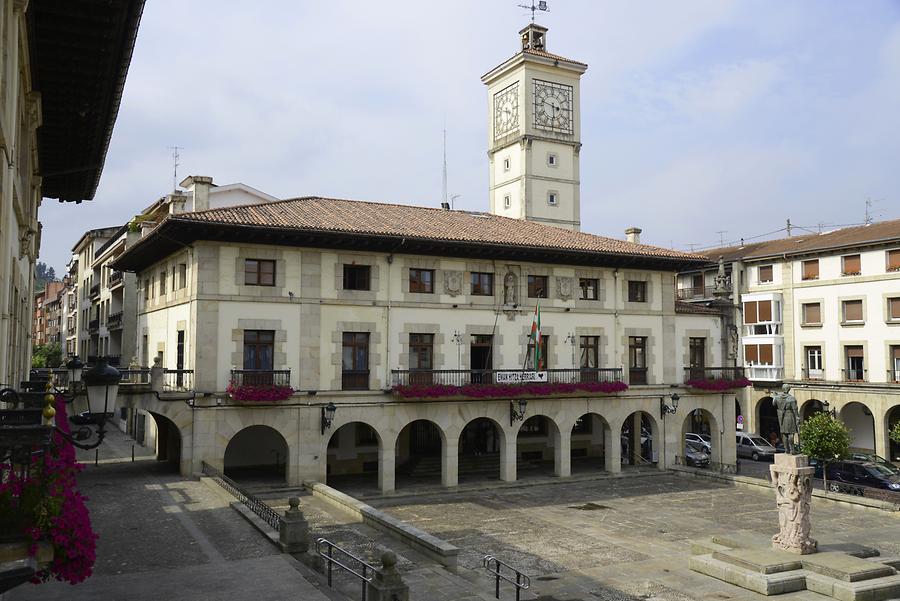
[392,380,628,399]
[684,378,752,391]
[226,382,294,402]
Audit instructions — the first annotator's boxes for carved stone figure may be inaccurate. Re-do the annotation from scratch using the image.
[556,276,573,301]
[770,454,817,554]
[503,271,518,305]
[773,384,801,454]
[444,270,463,296]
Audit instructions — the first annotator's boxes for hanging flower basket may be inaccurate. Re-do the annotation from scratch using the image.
[392,380,628,399]
[226,382,294,402]
[685,377,752,391]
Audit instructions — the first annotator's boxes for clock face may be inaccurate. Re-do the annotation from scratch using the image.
[493,82,519,139]
[533,79,574,134]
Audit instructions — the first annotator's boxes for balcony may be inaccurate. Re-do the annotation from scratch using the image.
[675,283,731,301]
[88,318,99,333]
[841,368,867,383]
[683,367,750,390]
[89,283,101,299]
[391,368,626,399]
[801,368,825,381]
[628,367,648,385]
[164,369,194,391]
[107,311,123,330]
[108,270,123,288]
[229,369,291,388]
[888,370,900,384]
[342,369,370,390]
[747,365,783,381]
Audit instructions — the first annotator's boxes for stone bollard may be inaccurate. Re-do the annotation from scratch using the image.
[770,453,817,554]
[150,356,164,392]
[367,551,409,601]
[278,496,309,554]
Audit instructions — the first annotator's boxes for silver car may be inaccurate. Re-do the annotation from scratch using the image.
[736,432,777,461]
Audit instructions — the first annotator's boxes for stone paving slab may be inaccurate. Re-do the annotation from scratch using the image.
[802,552,896,582]
[713,548,804,574]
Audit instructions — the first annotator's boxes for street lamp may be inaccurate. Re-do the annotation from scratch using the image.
[321,402,337,435]
[660,393,680,418]
[66,355,84,386]
[510,399,528,426]
[821,400,837,418]
[63,357,120,449]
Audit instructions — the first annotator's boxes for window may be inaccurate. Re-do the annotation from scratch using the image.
[409,333,434,370]
[805,346,823,380]
[503,157,510,171]
[343,264,371,291]
[526,335,549,370]
[342,332,370,390]
[758,265,773,283]
[547,192,558,205]
[503,194,511,208]
[801,259,819,281]
[841,254,861,276]
[579,278,598,300]
[245,259,275,286]
[243,330,274,370]
[887,249,900,272]
[159,270,167,296]
[890,345,900,382]
[888,297,900,322]
[627,281,647,303]
[744,300,774,323]
[689,337,706,370]
[471,272,493,296]
[844,346,864,381]
[143,279,150,301]
[842,299,863,323]
[801,302,821,326]
[409,268,434,293]
[547,153,557,166]
[628,336,647,385]
[527,275,548,298]
[579,336,599,369]
[178,264,187,289]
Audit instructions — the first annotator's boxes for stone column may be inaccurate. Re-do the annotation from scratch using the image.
[632,412,642,465]
[442,438,458,487]
[367,551,409,601]
[874,412,889,461]
[500,436,517,482]
[605,424,621,474]
[150,356,164,393]
[278,497,309,553]
[554,428,571,477]
[378,443,395,493]
[770,454,817,554]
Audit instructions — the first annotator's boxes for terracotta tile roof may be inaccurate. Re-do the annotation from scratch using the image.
[174,196,702,261]
[675,300,724,315]
[483,48,587,80]
[701,218,900,263]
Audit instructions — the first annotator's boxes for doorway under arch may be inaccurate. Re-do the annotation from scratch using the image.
[395,420,444,488]
[516,415,559,478]
[148,410,181,471]
[224,425,288,484]
[756,396,778,444]
[326,421,380,493]
[681,408,720,465]
[570,413,611,473]
[458,417,503,483]
[840,402,876,452]
[621,411,658,467]
[800,399,827,421]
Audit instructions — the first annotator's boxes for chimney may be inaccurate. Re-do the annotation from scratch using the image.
[179,175,214,212]
[625,226,642,244]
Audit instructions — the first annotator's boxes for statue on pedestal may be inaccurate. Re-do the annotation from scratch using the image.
[773,384,800,454]
[770,454,817,554]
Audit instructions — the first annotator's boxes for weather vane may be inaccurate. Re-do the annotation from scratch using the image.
[518,0,549,23]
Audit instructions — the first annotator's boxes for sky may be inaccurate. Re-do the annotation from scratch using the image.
[39,0,900,273]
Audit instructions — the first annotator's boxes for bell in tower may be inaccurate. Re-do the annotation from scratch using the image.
[520,23,547,51]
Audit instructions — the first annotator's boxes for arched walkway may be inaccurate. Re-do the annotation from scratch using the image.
[801,399,826,421]
[326,421,381,493]
[840,402,876,452]
[516,415,559,479]
[224,425,288,484]
[458,417,503,483]
[756,396,778,445]
[621,411,658,467]
[570,413,611,474]
[888,405,900,463]
[395,419,444,488]
[148,410,181,471]
[681,408,720,465]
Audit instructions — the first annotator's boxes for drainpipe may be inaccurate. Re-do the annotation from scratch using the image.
[613,269,620,370]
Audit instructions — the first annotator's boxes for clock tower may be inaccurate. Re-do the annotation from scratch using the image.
[482,24,587,231]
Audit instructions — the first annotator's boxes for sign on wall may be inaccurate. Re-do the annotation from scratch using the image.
[495,371,548,384]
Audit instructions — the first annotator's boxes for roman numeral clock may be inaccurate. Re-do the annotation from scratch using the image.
[532,79,573,134]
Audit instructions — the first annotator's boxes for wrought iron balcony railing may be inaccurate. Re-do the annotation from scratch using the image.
[342,369,370,390]
[841,368,867,383]
[89,283,101,298]
[888,370,900,384]
[683,367,746,382]
[391,367,624,387]
[107,311,123,329]
[88,319,99,333]
[675,283,731,300]
[801,367,825,381]
[229,369,291,388]
[108,270,123,287]
[164,369,194,391]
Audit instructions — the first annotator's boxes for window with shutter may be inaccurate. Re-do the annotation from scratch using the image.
[842,254,861,276]
[758,265,773,283]
[758,300,773,322]
[842,300,863,323]
[759,344,774,364]
[802,260,819,280]
[887,249,900,272]
[889,297,900,321]
[744,344,759,364]
[802,303,821,325]
[744,301,758,324]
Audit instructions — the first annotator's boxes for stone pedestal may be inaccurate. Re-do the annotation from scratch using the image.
[770,454,817,555]
[367,551,409,601]
[278,496,309,554]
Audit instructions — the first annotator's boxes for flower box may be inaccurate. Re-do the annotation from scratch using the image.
[392,380,628,400]
[685,377,752,391]
[226,382,294,402]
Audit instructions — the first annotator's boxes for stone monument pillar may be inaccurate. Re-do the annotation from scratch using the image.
[367,551,409,601]
[278,496,309,553]
[770,454,817,555]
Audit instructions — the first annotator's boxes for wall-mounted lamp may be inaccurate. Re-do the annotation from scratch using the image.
[660,393,680,418]
[510,399,527,426]
[321,402,337,435]
[821,400,837,418]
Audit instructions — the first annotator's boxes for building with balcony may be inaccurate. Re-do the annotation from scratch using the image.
[686,220,900,462]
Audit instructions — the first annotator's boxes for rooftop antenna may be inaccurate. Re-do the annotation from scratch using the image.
[716,230,727,247]
[864,198,880,225]
[786,218,792,237]
[441,126,448,209]
[518,0,549,22]
[167,145,182,192]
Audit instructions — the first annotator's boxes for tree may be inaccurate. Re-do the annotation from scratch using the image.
[799,412,850,491]
[891,421,900,446]
[32,343,62,369]
[34,261,57,292]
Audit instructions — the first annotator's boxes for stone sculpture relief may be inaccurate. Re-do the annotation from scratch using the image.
[444,270,463,296]
[556,276,573,301]
[503,271,518,305]
[771,455,817,555]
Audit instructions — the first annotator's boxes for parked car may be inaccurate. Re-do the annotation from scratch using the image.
[825,460,900,492]
[736,432,777,461]
[685,433,712,452]
[685,441,710,468]
[70,411,114,425]
[847,452,899,472]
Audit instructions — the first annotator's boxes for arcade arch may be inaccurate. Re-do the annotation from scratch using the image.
[395,419,444,488]
[621,411,658,467]
[756,396,778,444]
[888,405,900,463]
[840,402,876,452]
[224,425,288,483]
[458,417,504,483]
[147,410,181,471]
[570,413,611,474]
[516,415,560,478]
[681,408,720,464]
[325,421,381,492]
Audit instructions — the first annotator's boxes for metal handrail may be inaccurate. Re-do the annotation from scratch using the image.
[316,537,375,601]
[483,555,530,601]
[201,461,282,531]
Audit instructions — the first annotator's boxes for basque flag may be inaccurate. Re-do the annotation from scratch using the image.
[530,301,542,370]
